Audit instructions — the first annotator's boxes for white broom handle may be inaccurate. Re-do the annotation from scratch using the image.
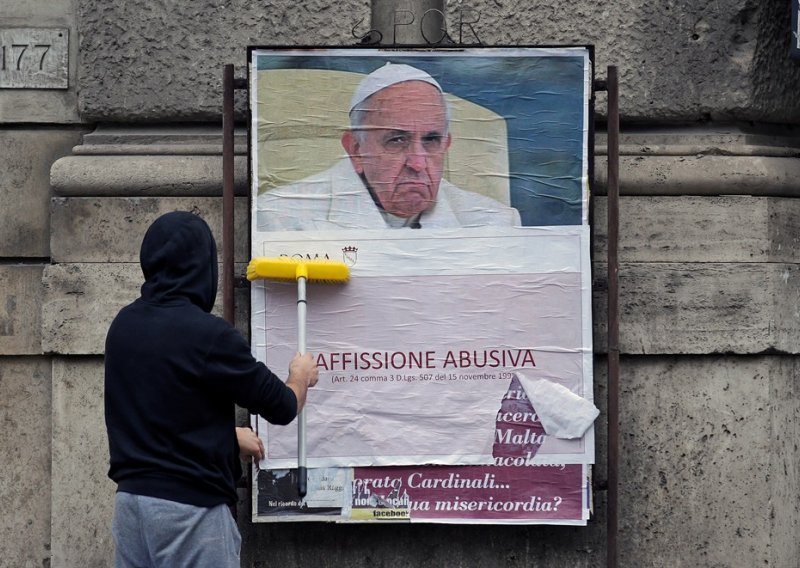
[297,276,308,496]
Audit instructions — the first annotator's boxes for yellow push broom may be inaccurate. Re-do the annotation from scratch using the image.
[247,257,350,497]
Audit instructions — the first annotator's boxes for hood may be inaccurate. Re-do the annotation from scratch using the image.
[139,211,218,312]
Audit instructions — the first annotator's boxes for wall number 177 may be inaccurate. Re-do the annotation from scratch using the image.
[1,44,51,71]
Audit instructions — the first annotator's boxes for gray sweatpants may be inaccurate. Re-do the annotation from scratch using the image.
[112,491,241,568]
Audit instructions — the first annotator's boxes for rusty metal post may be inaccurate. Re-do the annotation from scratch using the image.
[222,64,235,326]
[606,65,620,568]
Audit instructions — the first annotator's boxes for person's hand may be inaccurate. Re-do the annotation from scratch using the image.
[236,427,265,462]
[289,352,318,388]
[285,352,319,412]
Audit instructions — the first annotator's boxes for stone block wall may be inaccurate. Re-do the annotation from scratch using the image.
[1,3,83,564]
[0,358,52,568]
[2,0,800,566]
[74,0,800,123]
[617,356,800,567]
[33,127,799,567]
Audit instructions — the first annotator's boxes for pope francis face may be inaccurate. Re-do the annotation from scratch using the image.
[341,81,452,219]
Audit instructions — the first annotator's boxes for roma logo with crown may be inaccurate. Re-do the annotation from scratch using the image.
[342,246,358,266]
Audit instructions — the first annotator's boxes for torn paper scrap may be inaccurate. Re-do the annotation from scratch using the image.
[516,373,599,439]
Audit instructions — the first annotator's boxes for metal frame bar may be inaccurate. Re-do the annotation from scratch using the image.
[222,64,253,519]
[593,64,620,568]
[222,64,236,326]
[605,65,620,568]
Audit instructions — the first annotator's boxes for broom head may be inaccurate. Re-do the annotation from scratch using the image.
[247,257,350,283]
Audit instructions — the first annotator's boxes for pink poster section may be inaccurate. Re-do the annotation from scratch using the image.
[348,375,588,523]
[254,375,590,523]
[352,464,585,523]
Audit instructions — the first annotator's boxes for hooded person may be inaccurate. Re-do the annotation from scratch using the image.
[104,211,318,567]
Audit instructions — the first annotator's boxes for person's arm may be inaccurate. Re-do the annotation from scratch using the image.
[204,326,319,425]
[283,352,319,413]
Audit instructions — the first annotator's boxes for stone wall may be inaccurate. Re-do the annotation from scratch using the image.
[1,0,799,566]
[74,0,800,123]
[33,127,800,568]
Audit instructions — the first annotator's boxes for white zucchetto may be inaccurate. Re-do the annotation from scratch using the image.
[349,63,443,112]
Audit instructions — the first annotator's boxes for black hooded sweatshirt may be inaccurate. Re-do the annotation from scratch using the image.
[104,211,297,507]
